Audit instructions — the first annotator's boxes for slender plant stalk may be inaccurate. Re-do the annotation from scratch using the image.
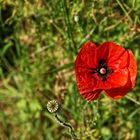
[62,0,77,53]
[55,113,78,140]
[116,0,132,23]
[126,95,140,105]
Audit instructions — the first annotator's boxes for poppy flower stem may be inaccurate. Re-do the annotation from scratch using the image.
[55,113,79,140]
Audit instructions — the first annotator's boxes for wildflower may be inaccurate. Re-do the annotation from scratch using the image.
[47,100,59,113]
[74,41,137,101]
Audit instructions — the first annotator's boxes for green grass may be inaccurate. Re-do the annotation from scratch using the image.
[0,0,140,139]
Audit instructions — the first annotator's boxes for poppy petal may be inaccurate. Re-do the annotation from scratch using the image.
[127,50,137,87]
[106,68,129,88]
[104,50,137,99]
[75,41,102,101]
[108,50,128,70]
[75,66,101,101]
[74,41,97,69]
[82,89,102,101]
[97,42,126,64]
[104,88,129,99]
[75,66,98,98]
[75,61,97,90]
[104,72,132,99]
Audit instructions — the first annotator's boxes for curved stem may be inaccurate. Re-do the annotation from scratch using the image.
[55,114,78,140]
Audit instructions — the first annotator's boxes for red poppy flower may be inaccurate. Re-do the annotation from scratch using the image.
[74,41,137,101]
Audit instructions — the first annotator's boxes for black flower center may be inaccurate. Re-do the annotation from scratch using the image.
[91,59,113,81]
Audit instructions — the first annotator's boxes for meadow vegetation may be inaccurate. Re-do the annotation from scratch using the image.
[0,0,140,139]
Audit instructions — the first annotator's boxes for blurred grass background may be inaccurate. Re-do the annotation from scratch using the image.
[0,0,140,140]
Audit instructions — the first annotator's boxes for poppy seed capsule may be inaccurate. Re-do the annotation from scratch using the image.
[99,67,106,75]
[47,100,59,113]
